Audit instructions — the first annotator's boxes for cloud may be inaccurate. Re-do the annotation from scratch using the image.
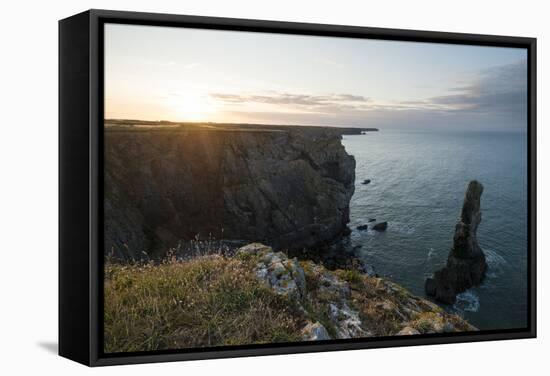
[425,60,527,118]
[209,60,528,131]
[210,92,370,111]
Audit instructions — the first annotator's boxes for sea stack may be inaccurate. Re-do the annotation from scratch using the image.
[425,180,487,304]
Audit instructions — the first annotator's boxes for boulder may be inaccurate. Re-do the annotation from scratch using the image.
[362,179,371,185]
[368,218,376,222]
[425,181,487,304]
[356,224,368,231]
[302,321,331,341]
[397,326,421,336]
[372,222,388,231]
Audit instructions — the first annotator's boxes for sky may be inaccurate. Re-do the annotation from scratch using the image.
[105,23,528,131]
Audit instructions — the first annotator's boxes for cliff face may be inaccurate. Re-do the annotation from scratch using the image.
[104,127,355,259]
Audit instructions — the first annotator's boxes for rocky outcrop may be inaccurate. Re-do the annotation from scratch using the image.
[328,302,370,338]
[372,222,388,231]
[105,126,356,259]
[425,181,487,304]
[237,243,476,341]
[237,243,306,299]
[301,322,331,341]
[397,326,420,336]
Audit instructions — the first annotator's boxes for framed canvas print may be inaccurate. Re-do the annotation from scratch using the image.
[59,9,537,366]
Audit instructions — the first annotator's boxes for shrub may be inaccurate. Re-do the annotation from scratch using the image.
[335,269,364,285]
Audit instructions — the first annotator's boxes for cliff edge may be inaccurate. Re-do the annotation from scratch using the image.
[104,243,476,352]
[105,125,356,259]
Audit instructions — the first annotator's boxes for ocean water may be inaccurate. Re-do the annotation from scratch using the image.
[342,129,528,330]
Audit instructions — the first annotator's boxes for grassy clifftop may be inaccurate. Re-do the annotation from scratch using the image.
[104,243,475,353]
[104,253,304,353]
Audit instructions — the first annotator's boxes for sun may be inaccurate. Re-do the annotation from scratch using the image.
[167,92,216,122]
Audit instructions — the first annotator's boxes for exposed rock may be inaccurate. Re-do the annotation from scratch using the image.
[237,243,271,256]
[329,303,371,338]
[104,126,356,259]
[317,269,351,300]
[424,278,438,297]
[362,179,371,185]
[237,243,476,340]
[368,218,376,222]
[408,312,462,334]
[237,243,306,299]
[372,222,388,231]
[356,224,368,231]
[104,183,149,261]
[238,243,367,339]
[440,322,456,333]
[425,181,487,304]
[288,240,372,274]
[397,326,421,336]
[302,321,331,341]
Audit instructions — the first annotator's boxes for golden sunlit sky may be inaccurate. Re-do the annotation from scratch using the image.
[105,23,527,130]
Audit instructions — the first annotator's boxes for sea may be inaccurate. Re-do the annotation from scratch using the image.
[341,129,528,331]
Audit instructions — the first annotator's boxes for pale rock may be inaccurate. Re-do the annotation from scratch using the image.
[397,326,421,336]
[302,321,331,341]
[328,303,371,339]
[238,243,306,299]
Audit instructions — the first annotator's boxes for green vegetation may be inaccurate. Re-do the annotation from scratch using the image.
[104,255,303,353]
[104,119,376,134]
[335,268,364,285]
[104,247,476,353]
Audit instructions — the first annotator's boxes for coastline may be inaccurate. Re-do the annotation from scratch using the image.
[341,129,528,331]
[104,119,379,134]
[103,120,481,352]
[103,121,527,346]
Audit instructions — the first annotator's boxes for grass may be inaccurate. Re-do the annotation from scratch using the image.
[104,255,303,353]
[104,248,477,352]
[335,269,364,285]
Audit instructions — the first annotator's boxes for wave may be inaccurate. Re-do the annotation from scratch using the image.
[484,248,508,278]
[454,290,480,313]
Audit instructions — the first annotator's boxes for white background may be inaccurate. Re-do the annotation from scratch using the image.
[0,0,547,374]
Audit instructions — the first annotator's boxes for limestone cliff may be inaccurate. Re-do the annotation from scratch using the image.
[104,125,356,259]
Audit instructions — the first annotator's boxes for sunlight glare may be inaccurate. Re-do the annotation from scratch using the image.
[167,92,216,121]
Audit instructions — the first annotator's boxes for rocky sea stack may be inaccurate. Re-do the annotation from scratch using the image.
[425,180,487,304]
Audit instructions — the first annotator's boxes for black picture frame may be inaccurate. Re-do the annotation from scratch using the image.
[59,9,537,367]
